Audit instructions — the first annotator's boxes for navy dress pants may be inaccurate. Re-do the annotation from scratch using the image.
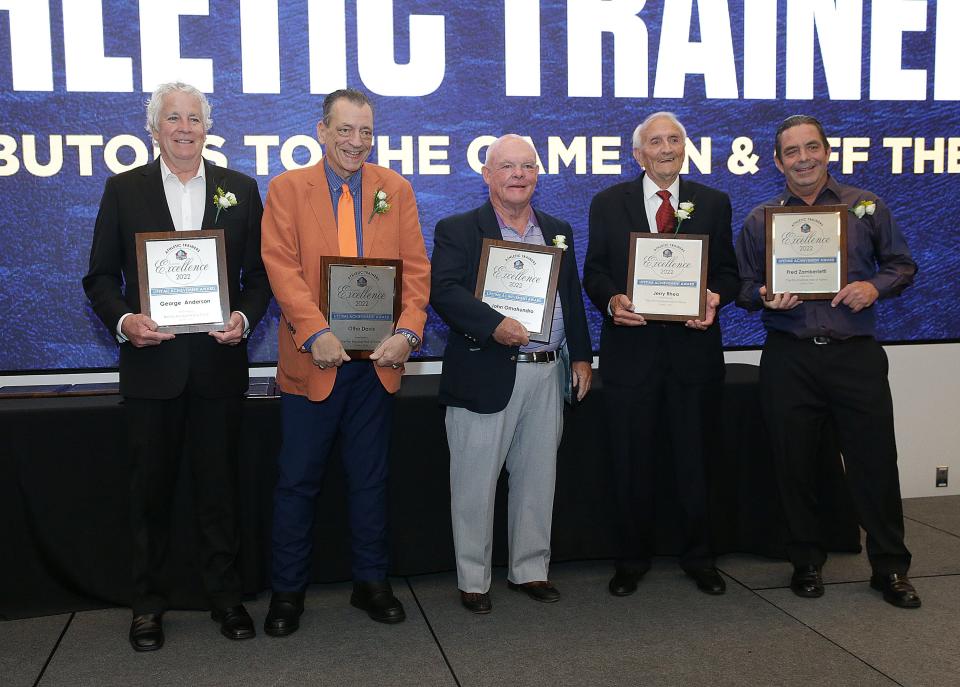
[271,361,394,591]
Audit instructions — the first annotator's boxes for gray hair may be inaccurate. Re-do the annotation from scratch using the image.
[483,134,534,166]
[631,112,687,149]
[145,82,212,135]
[322,88,374,126]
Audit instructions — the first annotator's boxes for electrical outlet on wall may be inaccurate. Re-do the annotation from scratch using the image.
[936,466,948,488]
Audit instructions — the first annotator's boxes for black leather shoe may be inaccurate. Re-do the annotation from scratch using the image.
[790,564,824,598]
[609,569,645,597]
[350,580,406,623]
[460,590,492,614]
[686,568,726,595]
[129,613,164,652]
[870,573,922,608]
[211,604,255,640]
[507,580,561,603]
[264,591,305,637]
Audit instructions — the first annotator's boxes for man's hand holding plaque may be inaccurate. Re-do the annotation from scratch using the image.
[120,313,176,348]
[608,294,647,327]
[309,331,351,369]
[369,333,413,368]
[492,316,530,346]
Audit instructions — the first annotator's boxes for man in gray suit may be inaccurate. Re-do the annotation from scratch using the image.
[430,135,593,614]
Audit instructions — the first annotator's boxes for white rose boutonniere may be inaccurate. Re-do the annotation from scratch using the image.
[674,201,695,231]
[369,188,392,222]
[850,199,876,219]
[213,187,238,222]
[552,234,568,251]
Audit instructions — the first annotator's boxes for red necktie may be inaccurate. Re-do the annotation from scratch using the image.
[337,184,358,257]
[655,190,676,234]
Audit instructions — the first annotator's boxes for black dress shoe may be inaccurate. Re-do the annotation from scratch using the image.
[870,573,922,608]
[129,613,164,652]
[507,580,561,603]
[790,564,824,598]
[686,568,727,595]
[609,569,645,597]
[264,591,305,637]
[350,580,406,623]
[211,604,255,640]
[460,590,492,614]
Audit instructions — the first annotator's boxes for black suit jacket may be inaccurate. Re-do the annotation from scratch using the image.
[83,159,271,399]
[583,174,739,386]
[431,201,592,414]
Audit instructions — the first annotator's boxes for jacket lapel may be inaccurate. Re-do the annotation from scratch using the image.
[533,208,558,247]
[624,175,651,233]
[477,201,503,242]
[201,159,221,228]
[676,178,696,235]
[306,163,340,256]
[360,165,376,257]
[140,159,175,232]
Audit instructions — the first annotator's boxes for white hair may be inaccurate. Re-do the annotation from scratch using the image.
[631,111,686,149]
[145,82,213,135]
[483,134,534,166]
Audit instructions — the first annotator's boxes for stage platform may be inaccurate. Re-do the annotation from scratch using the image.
[1,365,860,620]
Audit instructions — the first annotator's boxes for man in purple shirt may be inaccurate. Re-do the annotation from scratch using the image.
[736,115,920,608]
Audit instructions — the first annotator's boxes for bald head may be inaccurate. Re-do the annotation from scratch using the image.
[484,134,535,167]
[482,134,539,215]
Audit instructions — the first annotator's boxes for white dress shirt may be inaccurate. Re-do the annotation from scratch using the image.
[642,173,680,233]
[117,158,248,339]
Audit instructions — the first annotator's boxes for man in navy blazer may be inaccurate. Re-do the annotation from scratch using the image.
[431,135,593,614]
[583,112,739,598]
[84,82,271,651]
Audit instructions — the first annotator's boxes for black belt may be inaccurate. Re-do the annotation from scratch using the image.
[514,350,559,363]
[771,330,865,346]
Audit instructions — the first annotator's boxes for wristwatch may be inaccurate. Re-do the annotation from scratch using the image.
[398,330,421,350]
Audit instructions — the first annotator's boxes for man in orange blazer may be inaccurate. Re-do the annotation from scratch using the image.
[260,89,430,635]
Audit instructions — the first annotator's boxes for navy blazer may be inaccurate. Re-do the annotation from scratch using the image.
[431,201,592,414]
[583,174,739,386]
[83,159,272,399]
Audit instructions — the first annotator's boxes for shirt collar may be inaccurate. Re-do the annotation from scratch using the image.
[324,159,363,193]
[494,206,540,233]
[159,156,205,183]
[642,173,680,201]
[781,174,842,206]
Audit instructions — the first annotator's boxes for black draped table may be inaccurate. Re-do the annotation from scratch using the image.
[0,364,860,619]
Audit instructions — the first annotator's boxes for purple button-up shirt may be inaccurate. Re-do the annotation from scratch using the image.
[735,175,916,339]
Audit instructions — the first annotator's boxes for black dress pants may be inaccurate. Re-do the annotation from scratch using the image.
[759,331,911,575]
[125,392,243,614]
[603,368,718,572]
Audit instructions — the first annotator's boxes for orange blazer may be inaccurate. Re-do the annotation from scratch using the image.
[261,162,430,401]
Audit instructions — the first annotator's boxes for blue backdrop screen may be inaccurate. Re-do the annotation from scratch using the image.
[1,1,957,372]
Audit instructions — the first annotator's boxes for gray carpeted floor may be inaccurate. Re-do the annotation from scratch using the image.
[4,495,958,687]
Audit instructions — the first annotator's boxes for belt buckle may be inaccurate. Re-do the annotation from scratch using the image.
[812,336,830,345]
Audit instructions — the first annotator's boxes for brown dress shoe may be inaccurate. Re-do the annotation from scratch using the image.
[460,590,492,614]
[507,580,561,603]
[870,573,922,608]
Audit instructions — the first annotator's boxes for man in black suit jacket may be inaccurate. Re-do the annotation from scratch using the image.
[583,112,739,598]
[83,82,271,651]
[431,135,593,614]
